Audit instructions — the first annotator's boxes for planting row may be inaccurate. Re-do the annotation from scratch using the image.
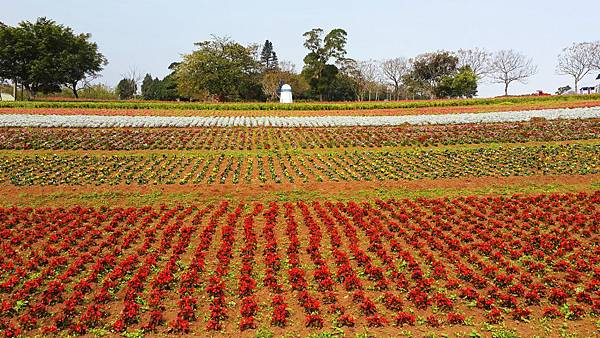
[2,93,600,111]
[0,143,598,186]
[0,192,598,336]
[3,100,600,118]
[2,107,600,128]
[1,119,599,151]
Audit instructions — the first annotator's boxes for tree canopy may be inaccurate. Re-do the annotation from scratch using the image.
[175,36,263,102]
[260,40,279,71]
[0,17,106,97]
[301,28,349,101]
[403,51,459,99]
[116,78,136,100]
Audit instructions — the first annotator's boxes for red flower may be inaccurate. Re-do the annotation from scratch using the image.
[395,312,416,326]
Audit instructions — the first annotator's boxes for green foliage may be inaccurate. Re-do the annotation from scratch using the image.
[1,92,598,110]
[260,40,279,71]
[404,51,460,99]
[491,328,520,338]
[261,69,310,101]
[175,36,263,102]
[302,28,348,100]
[40,83,117,100]
[435,66,478,98]
[556,85,572,95]
[116,78,136,100]
[0,17,106,97]
[141,73,178,101]
[255,326,274,338]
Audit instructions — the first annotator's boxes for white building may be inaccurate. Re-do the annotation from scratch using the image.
[0,93,15,101]
[279,84,293,103]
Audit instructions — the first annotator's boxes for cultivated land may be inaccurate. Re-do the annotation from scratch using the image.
[0,96,598,338]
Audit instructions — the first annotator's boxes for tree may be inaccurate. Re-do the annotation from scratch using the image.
[301,28,348,101]
[260,40,279,71]
[380,57,409,100]
[175,36,262,101]
[116,78,136,100]
[488,50,537,96]
[556,85,572,95]
[0,17,106,98]
[591,41,600,70]
[435,66,478,98]
[260,62,309,101]
[456,48,491,80]
[61,32,107,98]
[403,51,458,99]
[0,24,19,87]
[142,74,160,100]
[556,42,598,93]
[356,60,381,100]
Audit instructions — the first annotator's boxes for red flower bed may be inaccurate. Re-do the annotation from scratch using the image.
[0,192,598,335]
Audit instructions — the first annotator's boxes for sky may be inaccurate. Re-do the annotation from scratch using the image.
[3,0,600,98]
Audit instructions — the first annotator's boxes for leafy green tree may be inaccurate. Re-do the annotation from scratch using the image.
[435,66,478,98]
[61,32,107,98]
[0,18,106,98]
[404,51,459,99]
[301,28,348,100]
[141,74,156,100]
[116,78,136,100]
[155,74,179,101]
[175,36,263,101]
[556,85,572,95]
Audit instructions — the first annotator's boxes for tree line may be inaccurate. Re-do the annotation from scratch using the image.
[1,18,600,101]
[0,18,106,98]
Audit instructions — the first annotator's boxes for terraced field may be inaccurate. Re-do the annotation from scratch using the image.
[0,98,598,337]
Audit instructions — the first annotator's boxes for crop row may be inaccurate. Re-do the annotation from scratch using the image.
[1,119,598,151]
[0,144,598,186]
[1,93,600,111]
[2,107,600,128]
[0,192,597,336]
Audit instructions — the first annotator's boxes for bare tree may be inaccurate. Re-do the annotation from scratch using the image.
[456,48,491,80]
[357,60,380,100]
[591,41,600,70]
[488,50,537,96]
[121,67,144,85]
[119,67,144,95]
[380,57,409,100]
[556,42,596,93]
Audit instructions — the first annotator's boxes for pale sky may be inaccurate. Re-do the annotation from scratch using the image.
[3,0,600,97]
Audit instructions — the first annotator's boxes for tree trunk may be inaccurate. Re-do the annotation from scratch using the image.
[504,82,509,96]
[574,80,578,94]
[13,80,17,100]
[71,83,79,99]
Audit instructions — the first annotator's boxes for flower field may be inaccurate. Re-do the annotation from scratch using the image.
[0,193,598,337]
[1,93,600,111]
[2,107,600,128]
[1,118,599,151]
[0,143,598,186]
[0,100,599,337]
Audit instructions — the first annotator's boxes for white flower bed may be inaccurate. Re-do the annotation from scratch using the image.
[1,107,600,128]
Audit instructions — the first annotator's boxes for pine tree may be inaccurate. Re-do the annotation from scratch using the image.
[260,40,273,69]
[270,51,279,70]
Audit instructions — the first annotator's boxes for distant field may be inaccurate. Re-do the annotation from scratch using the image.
[1,94,600,114]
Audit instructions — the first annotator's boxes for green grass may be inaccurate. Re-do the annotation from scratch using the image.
[2,93,600,111]
[4,179,597,208]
